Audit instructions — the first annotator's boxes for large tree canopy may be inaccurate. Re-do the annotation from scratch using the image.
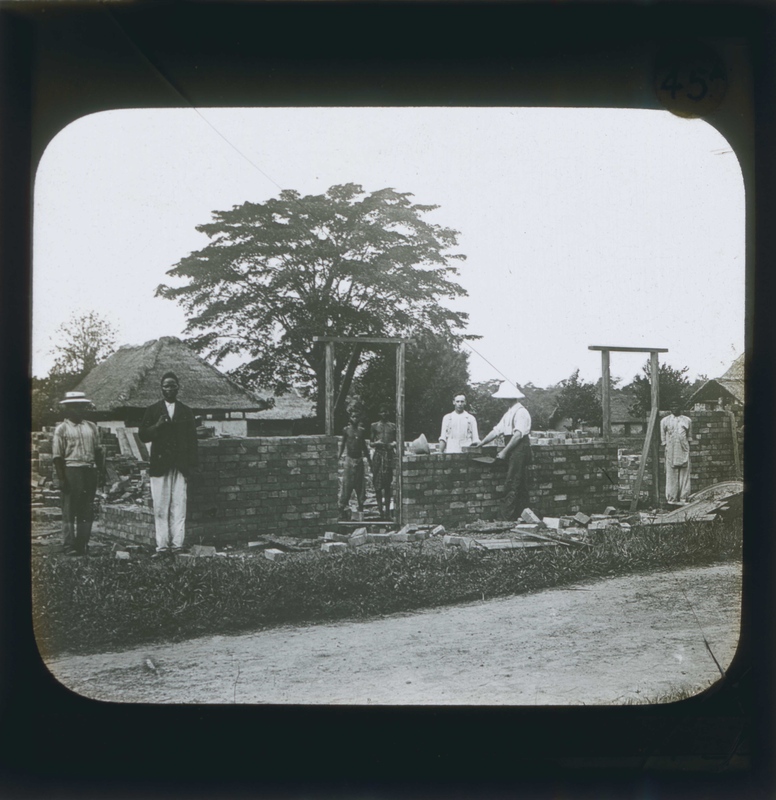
[158,184,469,419]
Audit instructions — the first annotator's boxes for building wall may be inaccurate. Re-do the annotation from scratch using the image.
[37,410,743,545]
[401,440,620,527]
[618,409,742,504]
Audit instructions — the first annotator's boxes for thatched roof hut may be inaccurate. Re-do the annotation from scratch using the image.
[689,353,745,408]
[247,388,317,436]
[75,336,268,421]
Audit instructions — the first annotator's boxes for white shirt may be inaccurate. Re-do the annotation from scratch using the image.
[165,401,177,420]
[491,402,531,439]
[439,410,479,453]
[660,414,691,467]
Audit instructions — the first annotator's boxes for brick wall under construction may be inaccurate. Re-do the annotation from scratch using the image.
[618,409,742,504]
[401,439,620,528]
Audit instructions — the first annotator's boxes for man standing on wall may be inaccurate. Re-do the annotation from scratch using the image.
[52,391,104,556]
[474,382,533,520]
[438,394,480,454]
[370,404,397,520]
[660,404,692,505]
[139,372,199,558]
[338,409,372,518]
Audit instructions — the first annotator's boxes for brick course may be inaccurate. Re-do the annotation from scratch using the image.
[401,441,620,527]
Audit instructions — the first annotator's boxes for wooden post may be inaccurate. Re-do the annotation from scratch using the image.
[395,342,406,526]
[324,342,335,436]
[631,406,658,512]
[601,349,611,440]
[649,350,661,504]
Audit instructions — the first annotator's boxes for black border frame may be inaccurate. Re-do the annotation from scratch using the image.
[2,2,774,798]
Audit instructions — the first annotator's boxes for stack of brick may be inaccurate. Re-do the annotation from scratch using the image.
[529,430,598,446]
[401,438,619,528]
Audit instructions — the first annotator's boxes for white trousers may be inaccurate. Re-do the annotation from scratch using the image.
[665,460,691,504]
[150,468,188,550]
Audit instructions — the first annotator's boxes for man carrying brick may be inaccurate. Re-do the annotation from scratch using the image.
[139,372,198,558]
[439,394,480,453]
[338,410,372,518]
[474,382,533,520]
[52,391,105,556]
[660,404,692,505]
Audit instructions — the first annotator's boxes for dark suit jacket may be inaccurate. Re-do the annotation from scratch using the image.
[138,400,199,478]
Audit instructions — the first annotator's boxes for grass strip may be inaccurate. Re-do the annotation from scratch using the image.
[33,519,742,658]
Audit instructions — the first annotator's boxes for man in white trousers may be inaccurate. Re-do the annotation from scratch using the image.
[139,372,199,558]
[660,404,693,505]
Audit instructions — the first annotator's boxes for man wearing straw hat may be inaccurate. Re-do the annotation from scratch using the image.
[139,372,198,558]
[473,381,533,520]
[438,394,480,454]
[52,391,104,556]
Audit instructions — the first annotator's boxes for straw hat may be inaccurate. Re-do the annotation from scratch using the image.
[59,391,93,406]
[491,382,525,400]
[410,433,431,454]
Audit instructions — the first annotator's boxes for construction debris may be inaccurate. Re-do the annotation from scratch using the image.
[264,548,287,562]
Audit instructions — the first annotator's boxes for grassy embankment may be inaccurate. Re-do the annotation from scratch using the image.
[33,519,742,658]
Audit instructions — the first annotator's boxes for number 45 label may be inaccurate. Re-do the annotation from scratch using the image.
[654,42,728,118]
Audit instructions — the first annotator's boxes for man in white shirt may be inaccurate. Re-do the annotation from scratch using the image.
[439,394,480,453]
[474,382,533,520]
[660,404,693,504]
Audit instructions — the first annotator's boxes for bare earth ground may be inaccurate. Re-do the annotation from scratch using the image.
[44,563,741,705]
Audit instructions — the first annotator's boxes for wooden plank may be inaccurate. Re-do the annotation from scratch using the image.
[630,405,658,512]
[601,349,611,440]
[588,346,668,353]
[522,531,571,547]
[649,350,661,505]
[396,341,406,526]
[313,336,409,344]
[477,539,550,550]
[324,341,334,436]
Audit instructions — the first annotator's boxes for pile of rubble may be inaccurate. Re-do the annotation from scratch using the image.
[318,523,447,554]
[102,454,152,507]
[444,507,640,552]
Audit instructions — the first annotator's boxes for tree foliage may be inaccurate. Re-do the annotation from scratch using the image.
[352,331,471,440]
[626,362,692,417]
[555,369,602,430]
[32,311,118,430]
[466,379,508,436]
[157,184,469,420]
[50,311,118,377]
[520,382,563,431]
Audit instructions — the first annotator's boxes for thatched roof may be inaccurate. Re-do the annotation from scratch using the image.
[689,353,745,406]
[252,388,316,421]
[76,337,267,412]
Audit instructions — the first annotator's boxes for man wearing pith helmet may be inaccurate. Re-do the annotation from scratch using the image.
[473,381,533,520]
[52,392,104,556]
[139,372,198,558]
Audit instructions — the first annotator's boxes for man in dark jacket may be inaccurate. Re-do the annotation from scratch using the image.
[139,372,198,557]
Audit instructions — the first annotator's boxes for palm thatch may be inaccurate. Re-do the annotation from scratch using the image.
[76,337,268,413]
[689,353,745,406]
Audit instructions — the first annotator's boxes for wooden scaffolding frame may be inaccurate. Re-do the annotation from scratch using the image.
[313,336,408,524]
[589,345,668,511]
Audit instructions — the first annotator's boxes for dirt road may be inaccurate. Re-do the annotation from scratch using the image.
[44,563,741,705]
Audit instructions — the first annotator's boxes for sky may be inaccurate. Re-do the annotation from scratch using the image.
[32,107,745,389]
